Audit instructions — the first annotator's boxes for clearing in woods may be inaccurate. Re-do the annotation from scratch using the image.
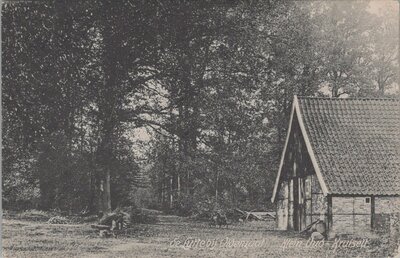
[2,214,390,258]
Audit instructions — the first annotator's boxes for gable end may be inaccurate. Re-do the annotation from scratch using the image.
[271,96,329,203]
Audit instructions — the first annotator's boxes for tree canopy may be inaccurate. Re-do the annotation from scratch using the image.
[2,0,399,213]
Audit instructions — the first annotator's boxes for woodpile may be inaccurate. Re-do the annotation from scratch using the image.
[234,208,276,222]
[91,211,130,237]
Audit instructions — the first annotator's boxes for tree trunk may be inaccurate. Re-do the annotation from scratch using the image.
[95,0,123,214]
[169,177,174,209]
[103,171,111,213]
[378,80,385,96]
[177,174,181,197]
[215,170,219,201]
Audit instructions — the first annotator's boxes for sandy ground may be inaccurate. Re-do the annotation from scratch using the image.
[2,215,393,258]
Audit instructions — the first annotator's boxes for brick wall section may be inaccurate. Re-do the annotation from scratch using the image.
[329,196,400,234]
[375,197,400,214]
[374,197,400,232]
[354,197,371,214]
[332,215,354,234]
[332,197,371,234]
[332,197,353,213]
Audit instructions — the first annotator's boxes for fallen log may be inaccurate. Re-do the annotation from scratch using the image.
[252,212,276,220]
[300,219,326,235]
[233,208,266,221]
[248,213,264,221]
[234,208,246,216]
[300,220,319,233]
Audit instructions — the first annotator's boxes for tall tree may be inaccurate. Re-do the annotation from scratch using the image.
[91,0,161,212]
[367,7,399,96]
[310,1,376,97]
[2,2,94,210]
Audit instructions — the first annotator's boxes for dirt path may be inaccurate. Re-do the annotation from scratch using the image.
[82,215,388,258]
[81,215,307,258]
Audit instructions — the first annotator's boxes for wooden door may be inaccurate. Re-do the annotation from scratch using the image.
[293,177,306,231]
[298,177,306,231]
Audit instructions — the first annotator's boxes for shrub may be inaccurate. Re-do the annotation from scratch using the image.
[175,194,195,217]
[18,209,52,222]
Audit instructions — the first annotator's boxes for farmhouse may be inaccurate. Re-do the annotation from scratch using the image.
[271,96,400,234]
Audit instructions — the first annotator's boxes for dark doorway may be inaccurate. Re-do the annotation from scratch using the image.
[293,177,306,231]
[293,176,299,230]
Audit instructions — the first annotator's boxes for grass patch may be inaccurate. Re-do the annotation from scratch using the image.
[2,219,118,257]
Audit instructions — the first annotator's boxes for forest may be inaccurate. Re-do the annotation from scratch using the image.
[2,0,399,216]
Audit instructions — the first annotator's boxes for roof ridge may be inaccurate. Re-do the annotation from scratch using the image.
[297,96,400,101]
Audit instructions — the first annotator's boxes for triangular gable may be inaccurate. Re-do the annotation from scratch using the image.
[271,96,329,203]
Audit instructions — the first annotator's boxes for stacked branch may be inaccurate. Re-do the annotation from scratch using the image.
[234,209,275,222]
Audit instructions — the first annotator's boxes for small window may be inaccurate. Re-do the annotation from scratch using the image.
[365,197,370,204]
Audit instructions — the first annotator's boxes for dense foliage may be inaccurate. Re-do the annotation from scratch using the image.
[2,0,398,214]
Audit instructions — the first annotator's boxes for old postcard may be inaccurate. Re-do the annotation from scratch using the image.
[2,0,399,257]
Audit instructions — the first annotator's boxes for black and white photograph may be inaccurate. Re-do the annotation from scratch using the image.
[2,0,400,257]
